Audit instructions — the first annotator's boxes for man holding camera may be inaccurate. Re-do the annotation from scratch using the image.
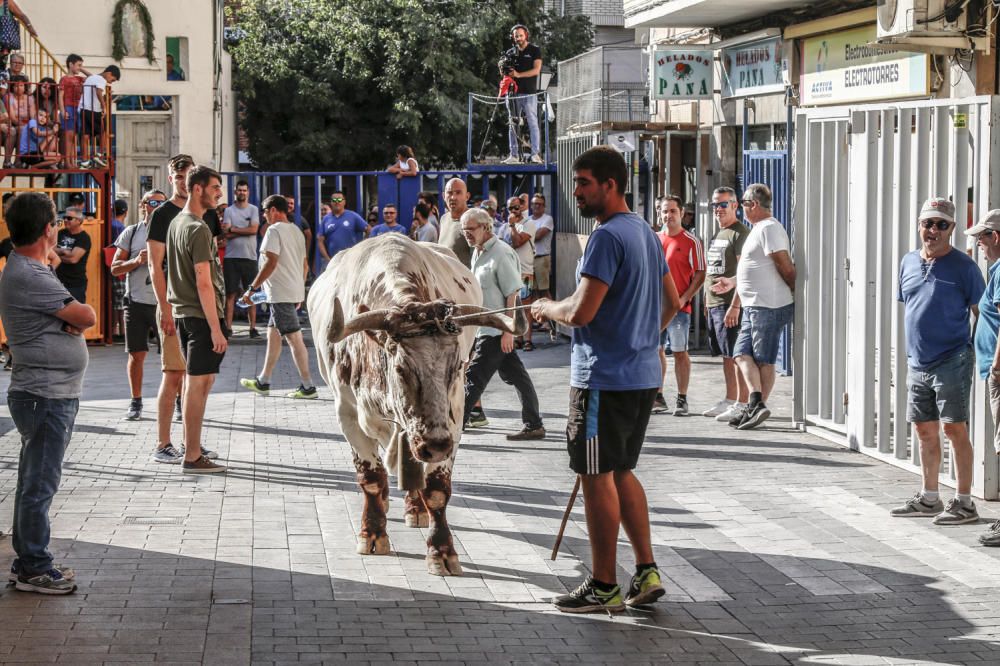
[500,24,543,165]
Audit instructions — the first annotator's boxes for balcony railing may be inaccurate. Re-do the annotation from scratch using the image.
[1,79,113,171]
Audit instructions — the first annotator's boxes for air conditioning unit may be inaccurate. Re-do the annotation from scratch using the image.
[876,0,986,52]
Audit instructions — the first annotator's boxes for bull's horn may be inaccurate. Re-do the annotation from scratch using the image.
[328,298,395,344]
[450,305,528,337]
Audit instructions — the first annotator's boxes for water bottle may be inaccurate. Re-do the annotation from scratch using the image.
[237,289,267,309]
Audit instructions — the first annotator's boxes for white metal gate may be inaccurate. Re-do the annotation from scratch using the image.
[794,96,1000,499]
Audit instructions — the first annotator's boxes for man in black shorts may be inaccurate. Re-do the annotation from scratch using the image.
[221,179,260,337]
[111,189,166,421]
[533,146,680,613]
[165,165,228,474]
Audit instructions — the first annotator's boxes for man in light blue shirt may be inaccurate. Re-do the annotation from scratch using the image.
[369,204,407,237]
[967,210,1000,547]
[460,207,543,440]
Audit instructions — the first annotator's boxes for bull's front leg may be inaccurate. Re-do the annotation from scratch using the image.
[422,462,461,576]
[353,453,391,555]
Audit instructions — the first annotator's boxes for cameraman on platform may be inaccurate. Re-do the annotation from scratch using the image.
[500,24,543,165]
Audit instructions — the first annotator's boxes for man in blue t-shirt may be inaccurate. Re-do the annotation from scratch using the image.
[533,147,680,614]
[893,197,985,526]
[966,211,1000,547]
[317,191,368,263]
[369,204,407,238]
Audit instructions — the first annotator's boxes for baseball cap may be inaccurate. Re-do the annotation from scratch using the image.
[966,209,1000,236]
[917,197,955,224]
[113,199,128,216]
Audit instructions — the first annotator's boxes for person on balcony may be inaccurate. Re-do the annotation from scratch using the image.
[4,75,34,168]
[58,54,86,168]
[18,107,58,169]
[79,65,120,169]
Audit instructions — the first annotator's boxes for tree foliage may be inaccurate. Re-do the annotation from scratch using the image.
[228,0,593,170]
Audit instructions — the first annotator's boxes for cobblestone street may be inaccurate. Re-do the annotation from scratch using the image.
[1,329,1000,665]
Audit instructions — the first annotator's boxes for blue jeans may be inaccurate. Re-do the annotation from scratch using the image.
[507,94,540,157]
[7,391,78,575]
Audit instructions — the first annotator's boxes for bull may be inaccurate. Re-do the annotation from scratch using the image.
[308,233,524,576]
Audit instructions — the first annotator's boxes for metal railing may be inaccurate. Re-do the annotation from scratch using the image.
[0,79,113,170]
[556,46,649,137]
[15,24,66,83]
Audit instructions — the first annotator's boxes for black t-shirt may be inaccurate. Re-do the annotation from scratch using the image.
[148,200,222,244]
[505,43,542,94]
[55,228,91,287]
[0,237,12,260]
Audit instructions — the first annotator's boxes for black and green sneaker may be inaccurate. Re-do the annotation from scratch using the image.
[625,566,666,607]
[553,577,625,614]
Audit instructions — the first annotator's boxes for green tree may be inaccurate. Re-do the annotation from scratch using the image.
[228,0,592,170]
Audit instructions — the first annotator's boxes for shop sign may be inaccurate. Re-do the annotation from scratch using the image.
[801,24,929,106]
[721,37,784,98]
[652,49,714,100]
[606,131,637,153]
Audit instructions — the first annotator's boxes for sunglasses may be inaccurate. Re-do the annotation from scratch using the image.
[920,219,952,231]
[710,201,734,209]
[145,199,163,208]
[741,200,756,208]
[331,197,344,203]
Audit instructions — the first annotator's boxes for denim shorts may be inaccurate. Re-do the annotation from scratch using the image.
[733,303,793,365]
[659,311,690,352]
[906,347,973,423]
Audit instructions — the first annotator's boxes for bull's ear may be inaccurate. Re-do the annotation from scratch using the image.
[512,295,528,336]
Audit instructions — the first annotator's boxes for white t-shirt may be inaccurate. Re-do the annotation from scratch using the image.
[259,221,306,304]
[530,213,554,256]
[735,217,793,308]
[80,74,107,112]
[512,218,536,276]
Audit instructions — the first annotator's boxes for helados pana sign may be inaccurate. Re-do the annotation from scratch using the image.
[722,38,784,98]
[652,48,714,100]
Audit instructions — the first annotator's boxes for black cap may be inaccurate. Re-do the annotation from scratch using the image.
[68,193,85,205]
[113,199,128,216]
[103,65,121,80]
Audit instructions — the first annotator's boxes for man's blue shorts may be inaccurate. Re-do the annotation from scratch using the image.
[733,304,793,365]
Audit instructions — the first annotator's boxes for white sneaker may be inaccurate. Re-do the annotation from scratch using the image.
[716,402,745,422]
[501,155,521,165]
[529,154,544,164]
[702,399,734,418]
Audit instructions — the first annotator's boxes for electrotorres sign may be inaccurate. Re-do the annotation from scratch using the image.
[652,49,714,100]
[801,24,928,106]
[722,37,784,98]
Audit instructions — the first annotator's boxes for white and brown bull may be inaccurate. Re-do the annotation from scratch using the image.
[308,233,523,576]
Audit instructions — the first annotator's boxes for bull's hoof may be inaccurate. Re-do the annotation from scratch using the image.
[405,512,429,528]
[356,534,391,555]
[426,553,463,577]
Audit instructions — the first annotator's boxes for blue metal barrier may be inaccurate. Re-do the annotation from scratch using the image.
[221,167,558,277]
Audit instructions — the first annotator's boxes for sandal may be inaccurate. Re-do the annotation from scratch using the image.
[523,341,535,352]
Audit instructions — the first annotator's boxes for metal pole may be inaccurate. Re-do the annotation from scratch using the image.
[693,101,702,348]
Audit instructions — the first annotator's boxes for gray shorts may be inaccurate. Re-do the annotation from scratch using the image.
[989,373,1000,454]
[906,348,973,423]
[268,302,301,335]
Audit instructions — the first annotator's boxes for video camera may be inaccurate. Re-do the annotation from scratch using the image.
[498,51,516,75]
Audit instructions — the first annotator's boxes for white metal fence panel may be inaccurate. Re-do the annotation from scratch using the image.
[795,96,1000,499]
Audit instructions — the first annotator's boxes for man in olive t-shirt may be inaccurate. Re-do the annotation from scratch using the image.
[437,177,472,267]
[165,165,228,474]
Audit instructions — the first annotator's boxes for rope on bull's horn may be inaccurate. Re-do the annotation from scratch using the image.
[449,303,534,322]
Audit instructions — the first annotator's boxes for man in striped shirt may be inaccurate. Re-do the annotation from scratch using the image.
[654,194,706,416]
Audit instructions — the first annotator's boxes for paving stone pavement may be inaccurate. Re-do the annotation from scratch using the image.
[1,325,1000,665]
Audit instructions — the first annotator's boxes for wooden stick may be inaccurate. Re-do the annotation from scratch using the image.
[551,475,581,560]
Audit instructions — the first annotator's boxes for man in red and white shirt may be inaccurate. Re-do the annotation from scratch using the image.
[654,195,705,416]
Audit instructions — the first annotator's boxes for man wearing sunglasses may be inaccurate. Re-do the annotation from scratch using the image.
[709,183,794,430]
[968,211,1000,546]
[702,187,749,422]
[892,198,984,525]
[318,191,367,265]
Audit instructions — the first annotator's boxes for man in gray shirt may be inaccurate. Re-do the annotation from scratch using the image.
[459,207,544,440]
[0,192,96,595]
[221,179,260,337]
[111,189,166,422]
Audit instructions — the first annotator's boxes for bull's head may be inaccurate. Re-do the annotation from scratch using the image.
[329,298,526,463]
